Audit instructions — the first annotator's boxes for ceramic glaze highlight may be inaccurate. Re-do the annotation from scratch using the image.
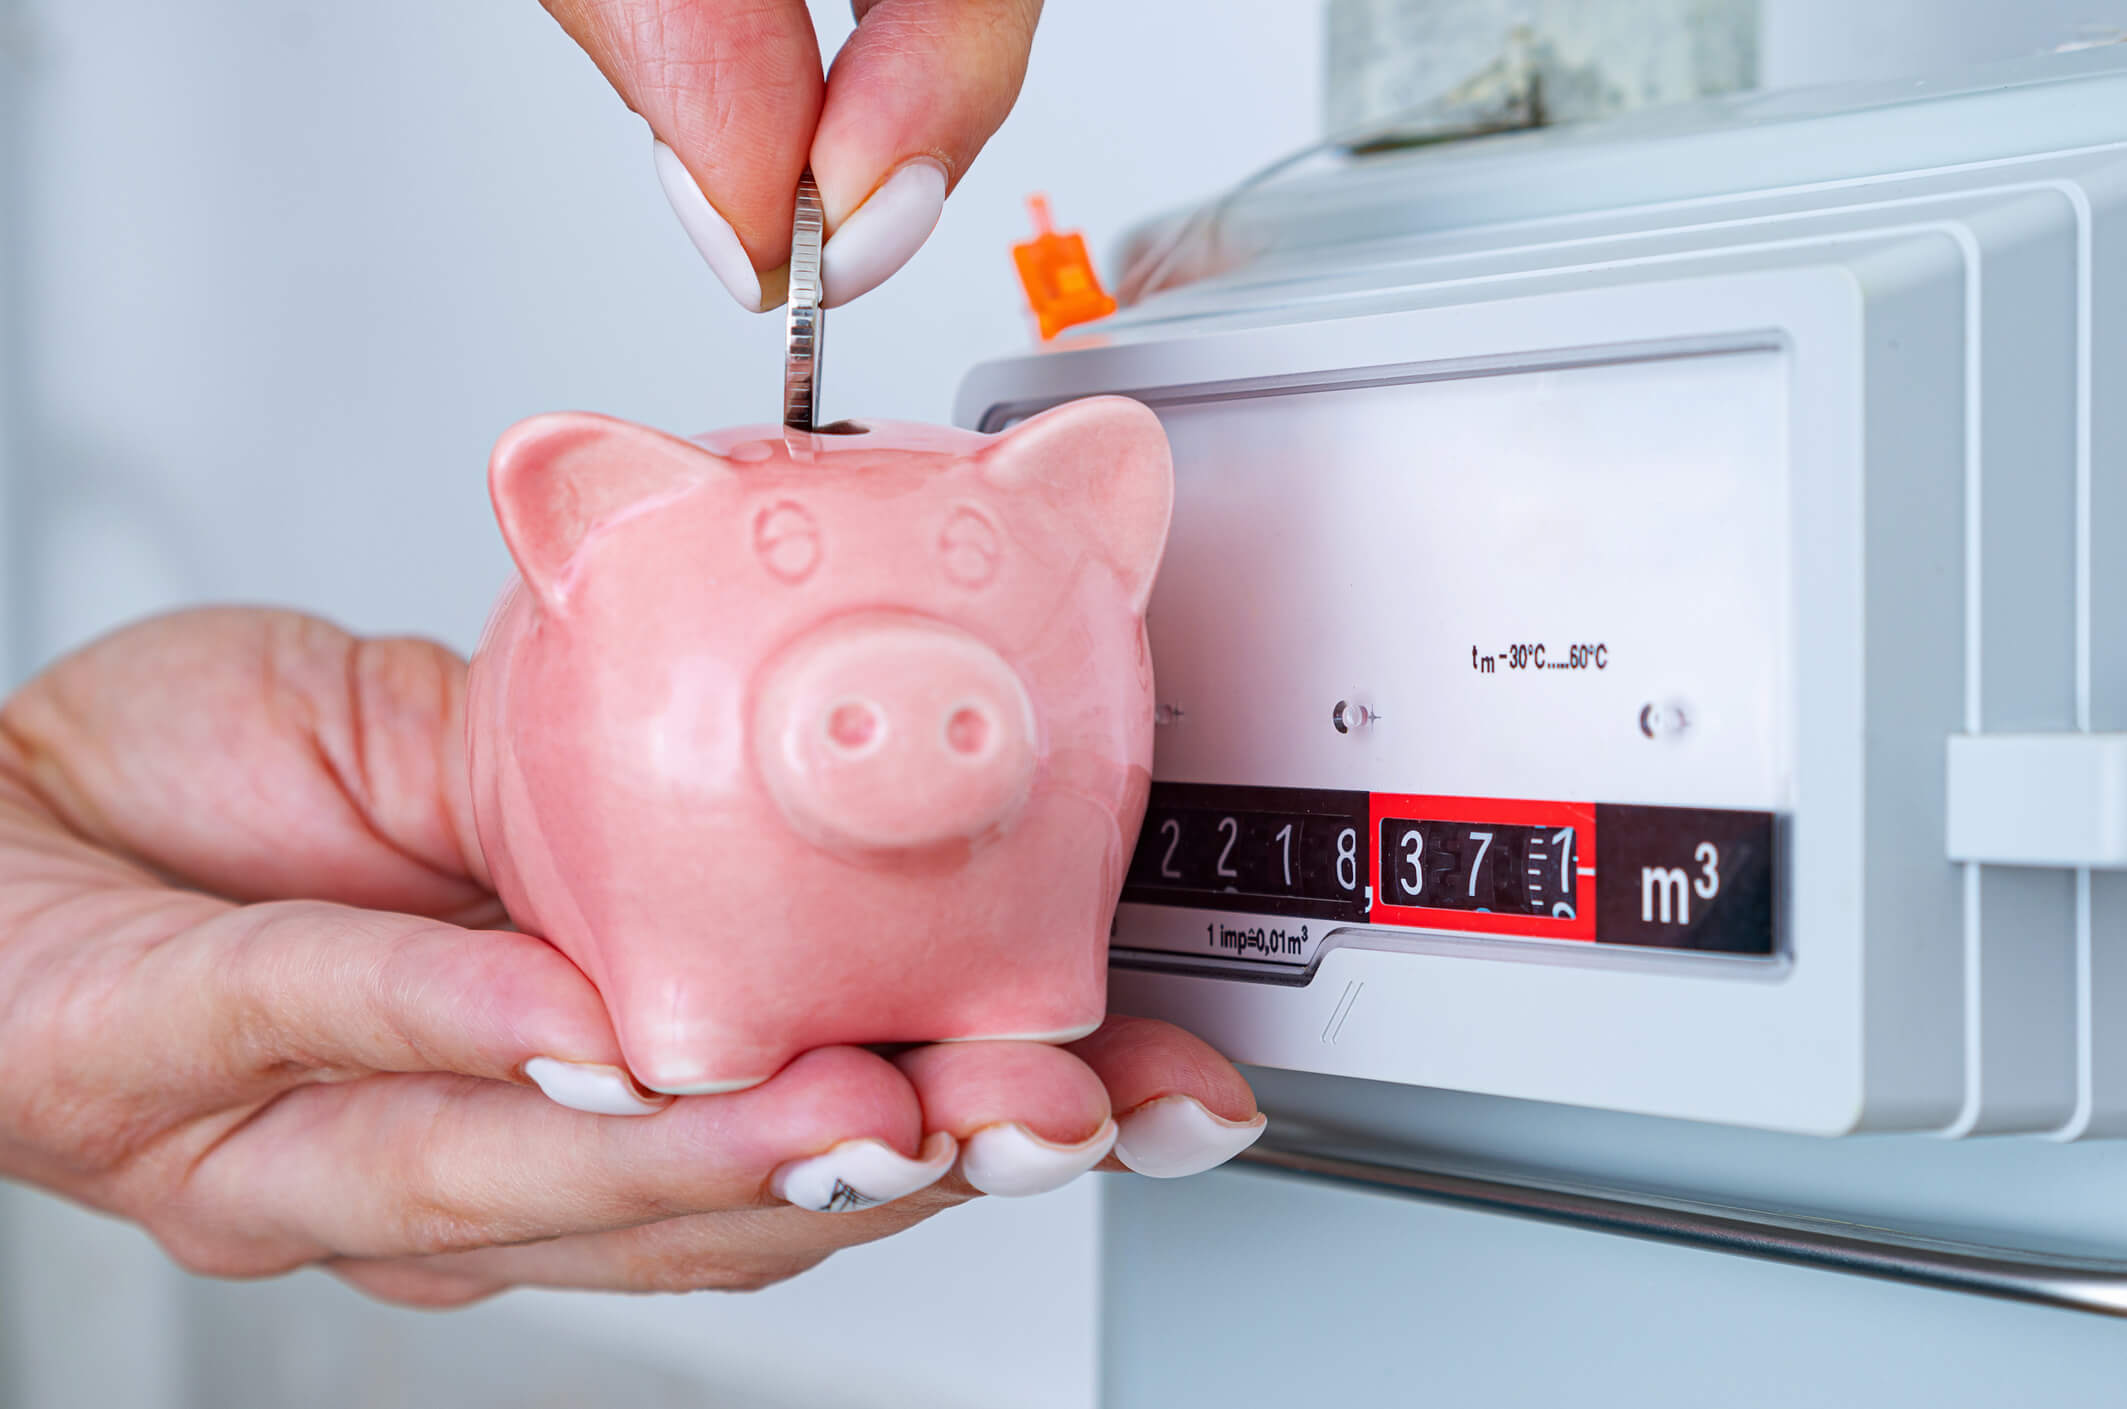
[467,398,1174,1094]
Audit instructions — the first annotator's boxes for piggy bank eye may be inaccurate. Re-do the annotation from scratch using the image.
[754,501,821,583]
[939,507,1001,588]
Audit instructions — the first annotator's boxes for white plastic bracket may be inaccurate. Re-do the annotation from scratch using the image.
[1946,734,2127,868]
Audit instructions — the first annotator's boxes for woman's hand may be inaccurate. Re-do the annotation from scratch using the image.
[542,0,1041,309]
[0,609,1261,1306]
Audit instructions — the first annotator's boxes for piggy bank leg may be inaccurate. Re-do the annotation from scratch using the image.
[930,809,1114,1045]
[939,1015,1105,1045]
[594,950,799,1095]
[931,932,1109,1047]
[936,1001,1106,1048]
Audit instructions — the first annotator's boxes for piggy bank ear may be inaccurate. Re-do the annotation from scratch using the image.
[982,396,1174,612]
[490,412,724,612]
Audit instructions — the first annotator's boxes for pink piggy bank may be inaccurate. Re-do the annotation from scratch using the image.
[467,398,1174,1094]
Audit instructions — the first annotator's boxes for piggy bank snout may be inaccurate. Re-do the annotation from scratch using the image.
[753,615,1039,854]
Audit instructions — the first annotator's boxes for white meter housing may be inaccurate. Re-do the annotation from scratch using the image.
[958,51,2127,1138]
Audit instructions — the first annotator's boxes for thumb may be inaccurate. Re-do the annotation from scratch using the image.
[810,0,1043,305]
[544,0,825,311]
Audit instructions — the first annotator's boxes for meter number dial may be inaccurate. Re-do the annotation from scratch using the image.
[1380,819,1579,918]
[1120,786,1774,956]
[1124,783,1371,922]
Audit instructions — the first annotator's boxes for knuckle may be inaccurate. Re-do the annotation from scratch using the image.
[333,1262,499,1311]
[383,1194,508,1260]
[0,957,185,1173]
[370,1084,530,1257]
[210,904,353,1082]
[376,1281,494,1311]
[149,1221,309,1282]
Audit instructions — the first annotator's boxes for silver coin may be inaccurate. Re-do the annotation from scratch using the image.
[783,169,825,431]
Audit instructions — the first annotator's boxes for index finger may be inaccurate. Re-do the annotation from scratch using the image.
[9,894,636,1133]
[544,0,824,306]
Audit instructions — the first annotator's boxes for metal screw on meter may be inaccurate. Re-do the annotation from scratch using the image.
[1639,701,1690,740]
[1332,699,1378,734]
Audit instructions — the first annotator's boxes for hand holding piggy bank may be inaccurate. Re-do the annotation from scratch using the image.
[467,398,1173,1095]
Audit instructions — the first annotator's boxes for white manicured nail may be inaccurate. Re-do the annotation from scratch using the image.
[771,1131,958,1212]
[960,1120,1118,1198]
[524,1058,671,1117]
[1114,1096,1267,1179]
[653,139,768,312]
[821,159,947,308]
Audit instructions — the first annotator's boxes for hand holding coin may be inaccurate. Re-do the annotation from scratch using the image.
[542,0,1042,312]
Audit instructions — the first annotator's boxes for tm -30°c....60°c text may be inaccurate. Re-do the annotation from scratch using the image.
[1471,643,1609,674]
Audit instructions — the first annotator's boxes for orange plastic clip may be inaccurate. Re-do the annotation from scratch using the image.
[1012,195,1117,340]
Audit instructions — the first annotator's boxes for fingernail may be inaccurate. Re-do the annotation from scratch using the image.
[653,139,769,312]
[524,1058,672,1117]
[1113,1096,1267,1179]
[755,264,791,311]
[770,1131,958,1212]
[820,159,947,308]
[959,1120,1118,1198]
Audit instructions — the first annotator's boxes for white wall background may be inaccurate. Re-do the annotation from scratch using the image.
[11,0,1323,669]
[0,3,1320,1408]
[5,1,2122,1405]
